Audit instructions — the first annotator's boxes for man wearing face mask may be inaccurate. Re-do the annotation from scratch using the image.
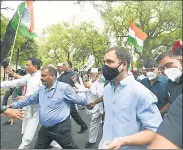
[148,41,182,149]
[99,47,162,149]
[156,49,182,104]
[140,59,169,117]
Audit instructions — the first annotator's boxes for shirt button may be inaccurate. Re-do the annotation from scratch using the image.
[113,101,115,104]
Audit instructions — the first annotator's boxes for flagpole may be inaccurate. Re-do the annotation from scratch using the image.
[9,10,21,66]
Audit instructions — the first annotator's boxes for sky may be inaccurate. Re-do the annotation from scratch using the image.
[1,1,105,36]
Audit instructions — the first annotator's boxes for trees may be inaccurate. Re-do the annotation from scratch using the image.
[37,22,109,68]
[72,22,109,68]
[100,1,182,63]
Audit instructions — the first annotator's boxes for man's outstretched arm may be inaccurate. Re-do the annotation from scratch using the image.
[10,89,40,109]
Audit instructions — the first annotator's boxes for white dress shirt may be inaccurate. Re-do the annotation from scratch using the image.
[76,79,104,114]
[1,70,42,118]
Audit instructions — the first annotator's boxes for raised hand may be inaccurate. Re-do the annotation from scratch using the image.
[5,66,14,75]
[4,108,26,121]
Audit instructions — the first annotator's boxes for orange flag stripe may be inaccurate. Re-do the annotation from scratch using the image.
[26,0,34,32]
[130,21,148,41]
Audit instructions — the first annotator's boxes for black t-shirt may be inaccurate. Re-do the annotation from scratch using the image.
[167,75,183,104]
[104,80,110,86]
[141,76,169,110]
[57,70,79,87]
[157,94,182,148]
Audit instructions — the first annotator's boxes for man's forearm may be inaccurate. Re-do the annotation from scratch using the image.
[148,133,179,149]
[12,72,22,79]
[11,94,39,109]
[120,130,156,146]
[93,96,103,105]
[11,98,31,109]
[160,103,170,114]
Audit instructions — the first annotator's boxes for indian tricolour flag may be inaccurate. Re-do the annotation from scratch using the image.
[127,21,148,51]
[10,0,37,39]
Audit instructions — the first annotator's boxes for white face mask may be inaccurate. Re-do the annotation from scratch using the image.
[164,68,182,82]
[146,72,157,80]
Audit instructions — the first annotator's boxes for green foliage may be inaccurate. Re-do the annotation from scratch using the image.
[100,1,182,66]
[12,38,39,66]
[1,14,38,65]
[37,22,109,68]
[1,13,9,39]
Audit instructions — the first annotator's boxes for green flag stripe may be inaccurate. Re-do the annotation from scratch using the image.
[10,2,37,39]
[127,36,143,51]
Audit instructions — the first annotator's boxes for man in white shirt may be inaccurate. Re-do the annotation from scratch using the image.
[74,68,104,148]
[2,59,61,149]
[85,68,104,148]
[1,58,42,149]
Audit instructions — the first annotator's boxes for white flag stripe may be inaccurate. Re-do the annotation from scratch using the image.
[136,36,144,47]
[129,27,144,47]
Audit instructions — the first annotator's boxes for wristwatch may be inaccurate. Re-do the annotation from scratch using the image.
[0,105,7,113]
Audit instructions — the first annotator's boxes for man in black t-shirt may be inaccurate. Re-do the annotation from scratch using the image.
[149,94,182,149]
[149,41,183,149]
[156,50,182,104]
[57,61,88,133]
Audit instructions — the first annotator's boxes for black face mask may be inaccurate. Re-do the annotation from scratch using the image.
[102,64,122,81]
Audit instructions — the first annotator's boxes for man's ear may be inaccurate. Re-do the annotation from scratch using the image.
[34,65,38,69]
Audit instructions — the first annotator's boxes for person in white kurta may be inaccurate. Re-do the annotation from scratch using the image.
[75,68,104,148]
[1,59,42,149]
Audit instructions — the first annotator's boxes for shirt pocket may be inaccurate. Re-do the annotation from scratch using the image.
[120,105,132,122]
[47,97,61,109]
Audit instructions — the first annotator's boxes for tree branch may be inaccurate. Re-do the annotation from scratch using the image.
[134,47,143,59]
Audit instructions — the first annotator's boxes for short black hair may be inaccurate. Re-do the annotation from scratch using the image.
[73,68,78,72]
[98,68,102,72]
[28,58,42,70]
[144,59,159,68]
[67,61,72,68]
[106,47,133,68]
[87,68,91,74]
[156,51,175,64]
[41,66,57,77]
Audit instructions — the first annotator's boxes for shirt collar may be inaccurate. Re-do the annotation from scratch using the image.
[30,70,40,76]
[45,80,58,92]
[156,76,162,82]
[119,75,135,86]
[110,75,135,88]
[64,69,72,74]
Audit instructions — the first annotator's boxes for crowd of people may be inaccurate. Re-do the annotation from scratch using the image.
[1,40,182,149]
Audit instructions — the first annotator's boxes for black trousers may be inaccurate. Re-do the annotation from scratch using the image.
[70,103,87,128]
[34,117,78,149]
[2,88,15,105]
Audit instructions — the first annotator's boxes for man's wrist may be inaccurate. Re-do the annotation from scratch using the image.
[120,136,130,146]
[12,72,16,77]
[0,105,7,113]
